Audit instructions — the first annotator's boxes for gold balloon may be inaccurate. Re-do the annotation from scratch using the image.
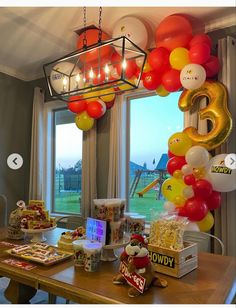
[173,170,183,179]
[99,88,115,102]
[197,211,214,232]
[178,81,233,151]
[75,111,94,131]
[173,195,186,206]
[193,167,206,179]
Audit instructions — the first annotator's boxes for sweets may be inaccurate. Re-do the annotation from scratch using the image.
[149,215,187,250]
[9,242,70,264]
[57,227,86,252]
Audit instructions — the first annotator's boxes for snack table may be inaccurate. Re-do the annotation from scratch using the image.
[0,227,235,304]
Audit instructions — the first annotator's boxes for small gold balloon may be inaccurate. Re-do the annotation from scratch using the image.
[178,81,233,151]
[173,170,183,179]
[75,111,94,131]
[193,167,205,179]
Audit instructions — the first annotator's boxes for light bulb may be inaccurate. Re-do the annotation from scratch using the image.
[104,64,110,74]
[89,68,94,79]
[122,59,127,69]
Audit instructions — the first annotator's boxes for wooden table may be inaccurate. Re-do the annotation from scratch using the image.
[0,227,235,304]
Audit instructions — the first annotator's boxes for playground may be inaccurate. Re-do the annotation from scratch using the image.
[129,154,169,221]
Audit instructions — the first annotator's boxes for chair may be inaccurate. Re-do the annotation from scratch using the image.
[56,215,86,230]
[183,231,225,256]
[0,195,7,227]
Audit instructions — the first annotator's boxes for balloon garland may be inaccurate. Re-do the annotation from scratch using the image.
[64,13,235,231]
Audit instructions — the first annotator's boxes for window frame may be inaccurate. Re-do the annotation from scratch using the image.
[123,89,157,210]
[43,100,83,216]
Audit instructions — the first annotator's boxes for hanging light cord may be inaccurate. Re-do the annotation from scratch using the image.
[98,7,102,43]
[83,6,87,48]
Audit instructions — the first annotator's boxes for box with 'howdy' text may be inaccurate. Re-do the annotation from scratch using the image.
[148,241,198,278]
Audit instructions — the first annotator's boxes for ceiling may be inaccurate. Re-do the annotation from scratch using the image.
[0,7,235,81]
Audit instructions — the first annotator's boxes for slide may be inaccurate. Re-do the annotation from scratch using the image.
[136,178,159,197]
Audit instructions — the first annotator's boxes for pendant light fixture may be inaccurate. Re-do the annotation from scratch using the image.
[43,7,147,102]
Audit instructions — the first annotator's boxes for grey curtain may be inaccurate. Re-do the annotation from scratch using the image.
[214,36,236,256]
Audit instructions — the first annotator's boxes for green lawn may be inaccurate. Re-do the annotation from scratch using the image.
[54,190,164,222]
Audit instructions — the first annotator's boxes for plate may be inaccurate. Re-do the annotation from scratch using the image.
[21,225,57,242]
[6,244,73,266]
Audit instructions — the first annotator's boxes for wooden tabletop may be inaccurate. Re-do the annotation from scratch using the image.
[0,227,235,304]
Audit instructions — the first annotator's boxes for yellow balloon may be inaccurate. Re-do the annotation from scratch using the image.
[99,88,115,102]
[173,195,186,206]
[156,85,169,97]
[75,111,94,131]
[170,47,190,70]
[161,177,187,203]
[197,211,214,232]
[119,78,136,91]
[143,60,152,73]
[168,132,192,156]
[83,85,101,102]
[179,81,233,151]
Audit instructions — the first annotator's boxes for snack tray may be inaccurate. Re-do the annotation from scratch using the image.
[6,244,73,266]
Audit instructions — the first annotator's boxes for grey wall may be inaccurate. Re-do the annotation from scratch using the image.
[0,73,34,217]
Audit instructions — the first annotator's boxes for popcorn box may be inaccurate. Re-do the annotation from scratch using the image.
[148,241,198,278]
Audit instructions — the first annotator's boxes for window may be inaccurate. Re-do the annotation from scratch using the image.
[127,92,183,222]
[53,108,82,214]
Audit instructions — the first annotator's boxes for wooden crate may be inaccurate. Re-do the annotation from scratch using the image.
[148,241,198,278]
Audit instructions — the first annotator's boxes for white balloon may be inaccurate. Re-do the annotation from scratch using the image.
[206,154,236,192]
[180,64,206,90]
[164,201,176,212]
[185,146,210,168]
[97,99,107,116]
[112,17,148,54]
[181,164,193,175]
[185,222,200,232]
[50,62,83,94]
[183,186,194,199]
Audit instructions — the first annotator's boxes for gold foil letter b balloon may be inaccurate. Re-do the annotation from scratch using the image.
[178,81,232,150]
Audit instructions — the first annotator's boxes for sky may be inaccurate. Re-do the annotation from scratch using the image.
[56,123,82,169]
[55,92,183,170]
[130,92,183,170]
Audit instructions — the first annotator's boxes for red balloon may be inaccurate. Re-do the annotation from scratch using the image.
[168,150,175,158]
[68,97,87,114]
[87,101,104,119]
[162,69,181,92]
[148,47,170,72]
[184,174,196,186]
[143,71,162,90]
[189,34,212,49]
[167,156,186,175]
[178,206,187,217]
[184,197,208,221]
[192,179,213,199]
[105,98,115,109]
[156,15,193,51]
[202,56,220,77]
[93,70,106,85]
[77,29,113,63]
[116,59,138,79]
[189,43,211,64]
[205,191,221,210]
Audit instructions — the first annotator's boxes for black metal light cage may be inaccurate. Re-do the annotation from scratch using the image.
[43,36,147,102]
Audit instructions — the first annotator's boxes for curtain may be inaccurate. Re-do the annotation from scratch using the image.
[29,87,45,200]
[107,95,127,198]
[81,125,97,218]
[214,36,236,256]
[184,98,208,135]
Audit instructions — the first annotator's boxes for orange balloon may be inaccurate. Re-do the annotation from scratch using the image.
[156,15,193,51]
[77,29,113,63]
